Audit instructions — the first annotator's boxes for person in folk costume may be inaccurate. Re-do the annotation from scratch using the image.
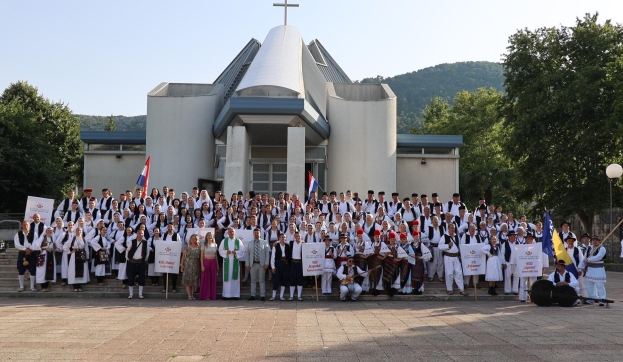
[286,231,306,301]
[367,230,390,296]
[482,235,504,295]
[161,223,182,293]
[335,232,354,269]
[101,199,118,228]
[409,230,432,295]
[517,231,542,303]
[501,229,519,295]
[63,199,82,225]
[269,233,291,301]
[264,219,281,282]
[461,223,484,288]
[548,259,580,296]
[558,221,576,245]
[145,198,156,217]
[336,256,374,301]
[475,204,488,226]
[477,221,490,244]
[32,227,58,292]
[55,189,77,219]
[577,233,591,299]
[64,227,89,292]
[56,221,76,286]
[565,235,584,294]
[116,226,135,289]
[147,227,163,286]
[126,229,149,299]
[353,228,373,291]
[398,233,416,294]
[15,220,38,292]
[393,212,408,233]
[497,222,509,243]
[580,235,609,306]
[218,227,246,300]
[78,188,93,213]
[380,231,409,297]
[423,216,445,283]
[85,219,105,271]
[438,223,469,296]
[90,225,111,285]
[418,206,433,233]
[52,217,66,274]
[108,221,125,275]
[379,220,392,244]
[320,236,336,295]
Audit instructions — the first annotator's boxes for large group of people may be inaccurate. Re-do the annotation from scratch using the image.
[13,186,611,305]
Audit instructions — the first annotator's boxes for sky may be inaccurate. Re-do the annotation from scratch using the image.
[1,0,622,116]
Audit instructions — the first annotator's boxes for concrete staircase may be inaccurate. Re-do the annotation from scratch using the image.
[0,248,518,301]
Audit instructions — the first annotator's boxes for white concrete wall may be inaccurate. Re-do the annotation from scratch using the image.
[396,156,458,201]
[223,126,250,197]
[287,127,305,199]
[84,153,146,196]
[326,88,397,194]
[146,84,222,193]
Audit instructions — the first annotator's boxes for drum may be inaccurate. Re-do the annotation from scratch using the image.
[554,285,579,307]
[529,279,555,306]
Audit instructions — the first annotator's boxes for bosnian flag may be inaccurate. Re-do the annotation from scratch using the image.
[136,156,151,192]
[307,171,318,200]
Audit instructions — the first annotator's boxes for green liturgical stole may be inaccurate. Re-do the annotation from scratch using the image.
[223,238,240,282]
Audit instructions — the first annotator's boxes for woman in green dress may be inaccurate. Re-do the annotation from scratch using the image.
[181,234,201,300]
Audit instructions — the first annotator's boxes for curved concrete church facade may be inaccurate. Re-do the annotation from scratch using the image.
[140,25,462,200]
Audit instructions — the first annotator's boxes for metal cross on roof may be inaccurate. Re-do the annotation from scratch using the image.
[273,0,299,26]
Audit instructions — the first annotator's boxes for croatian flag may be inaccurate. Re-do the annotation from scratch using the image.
[307,171,318,200]
[136,156,151,192]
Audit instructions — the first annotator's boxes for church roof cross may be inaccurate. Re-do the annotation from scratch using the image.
[273,0,299,26]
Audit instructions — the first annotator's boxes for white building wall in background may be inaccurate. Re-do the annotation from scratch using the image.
[223,126,250,198]
[396,156,459,202]
[326,84,397,194]
[146,83,223,193]
[84,153,146,196]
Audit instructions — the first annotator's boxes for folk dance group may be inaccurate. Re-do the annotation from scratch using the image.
[14,186,609,304]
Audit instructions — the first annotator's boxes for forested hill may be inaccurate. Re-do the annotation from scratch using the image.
[79,115,146,131]
[79,62,504,133]
[360,61,505,133]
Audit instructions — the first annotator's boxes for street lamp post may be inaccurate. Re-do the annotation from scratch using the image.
[605,164,623,261]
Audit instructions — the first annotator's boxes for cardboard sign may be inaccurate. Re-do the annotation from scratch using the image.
[154,240,182,274]
[302,242,324,276]
[459,243,486,276]
[515,243,543,277]
[25,196,55,226]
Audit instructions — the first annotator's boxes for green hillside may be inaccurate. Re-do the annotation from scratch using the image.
[360,61,505,133]
[79,114,146,131]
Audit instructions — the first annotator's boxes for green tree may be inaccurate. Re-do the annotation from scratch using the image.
[0,81,83,213]
[501,13,623,231]
[419,89,518,210]
[105,114,116,131]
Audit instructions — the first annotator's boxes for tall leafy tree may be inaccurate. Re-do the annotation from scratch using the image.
[502,13,623,231]
[0,81,83,213]
[420,88,518,210]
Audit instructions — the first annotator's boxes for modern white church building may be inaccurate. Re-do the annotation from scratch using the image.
[81,22,462,200]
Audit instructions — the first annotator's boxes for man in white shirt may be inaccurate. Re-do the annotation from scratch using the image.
[126,229,148,299]
[14,221,37,292]
[438,224,468,296]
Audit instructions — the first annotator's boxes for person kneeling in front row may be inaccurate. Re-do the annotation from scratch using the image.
[336,256,370,301]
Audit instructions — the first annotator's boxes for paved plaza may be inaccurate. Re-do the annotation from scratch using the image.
[0,273,622,362]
